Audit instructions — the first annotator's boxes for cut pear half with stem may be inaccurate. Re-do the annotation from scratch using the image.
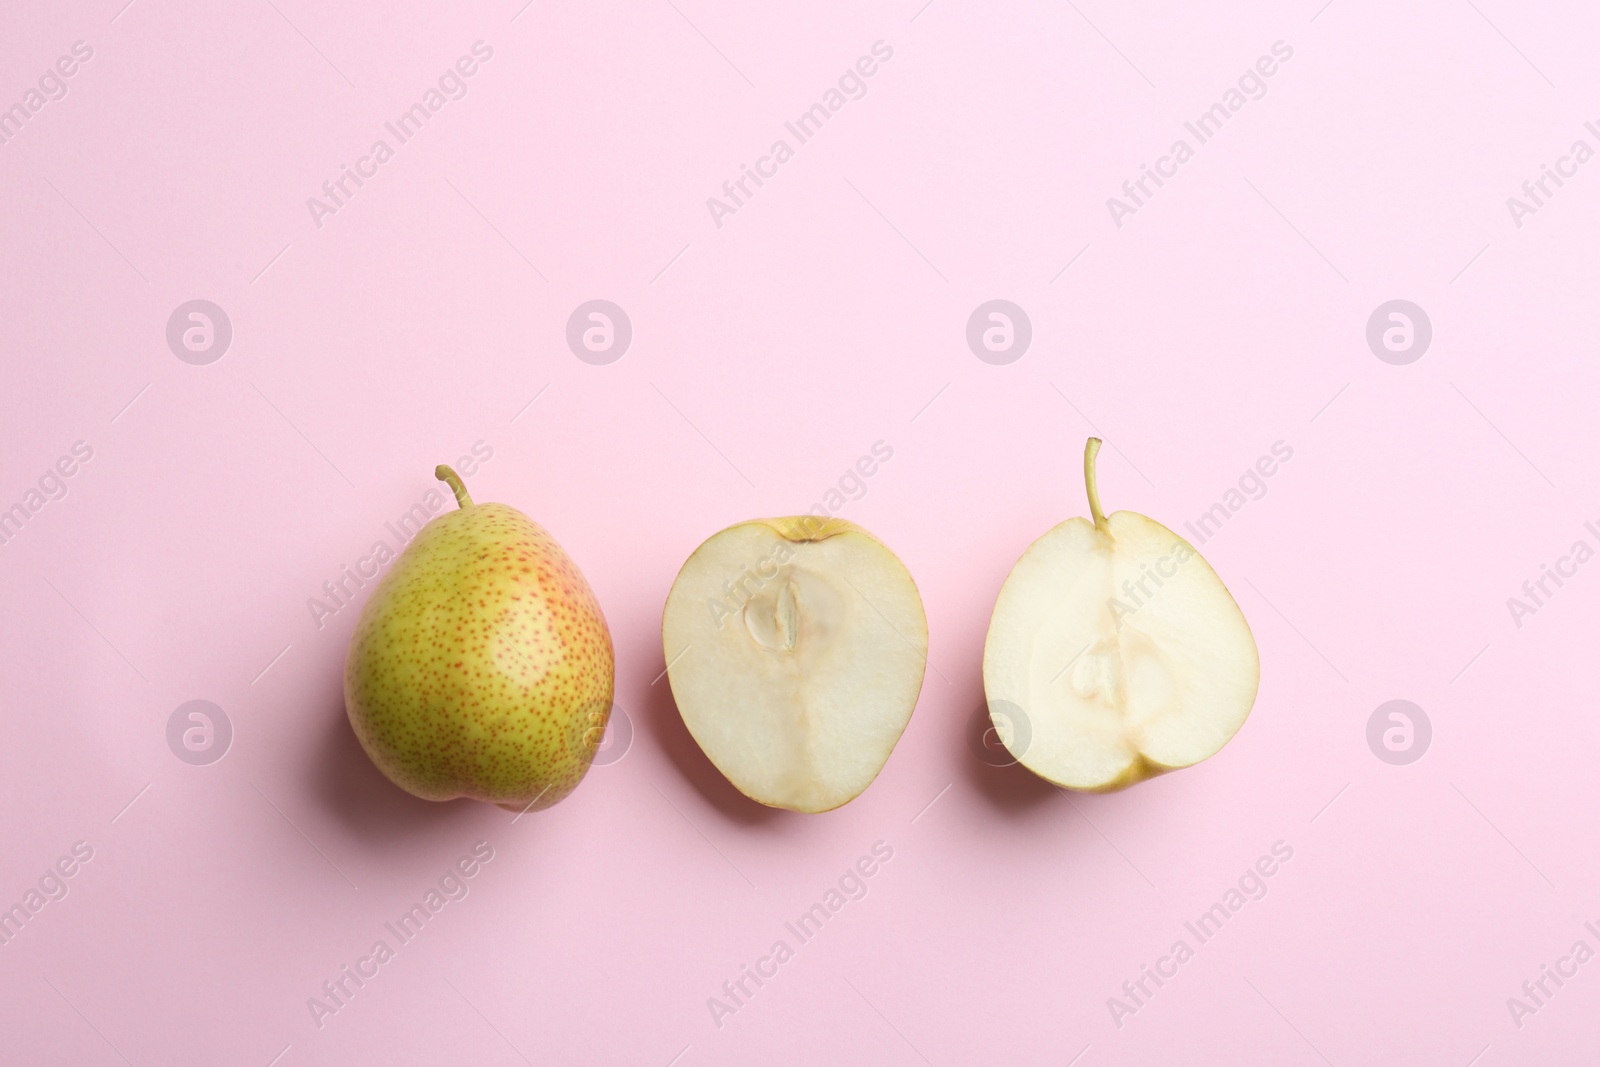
[983,439,1259,791]
[662,517,928,813]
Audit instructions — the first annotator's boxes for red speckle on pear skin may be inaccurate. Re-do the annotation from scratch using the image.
[343,502,615,811]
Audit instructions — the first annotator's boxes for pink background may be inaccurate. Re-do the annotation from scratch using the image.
[2,0,1598,1063]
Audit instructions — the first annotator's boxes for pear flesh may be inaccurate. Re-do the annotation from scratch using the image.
[663,517,928,813]
[983,440,1259,791]
[344,467,614,812]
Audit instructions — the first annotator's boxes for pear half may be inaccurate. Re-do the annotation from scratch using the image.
[662,517,928,812]
[983,440,1259,791]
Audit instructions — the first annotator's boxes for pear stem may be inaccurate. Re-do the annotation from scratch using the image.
[1084,437,1109,533]
[435,465,473,510]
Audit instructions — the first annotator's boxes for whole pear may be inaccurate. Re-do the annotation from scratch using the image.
[344,466,614,812]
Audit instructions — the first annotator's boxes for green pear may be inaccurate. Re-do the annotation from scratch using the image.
[344,466,614,812]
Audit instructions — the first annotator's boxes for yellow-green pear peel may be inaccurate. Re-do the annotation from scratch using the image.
[344,466,615,812]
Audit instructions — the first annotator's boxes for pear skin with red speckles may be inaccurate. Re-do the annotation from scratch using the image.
[344,466,614,812]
